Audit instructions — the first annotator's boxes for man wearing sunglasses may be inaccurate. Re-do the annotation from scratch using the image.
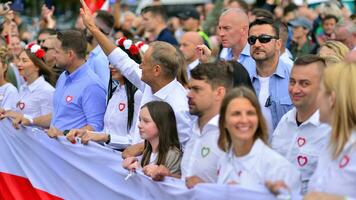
[218,8,255,76]
[42,36,63,83]
[248,18,293,139]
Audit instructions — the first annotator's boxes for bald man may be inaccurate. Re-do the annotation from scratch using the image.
[179,32,204,79]
[218,8,255,76]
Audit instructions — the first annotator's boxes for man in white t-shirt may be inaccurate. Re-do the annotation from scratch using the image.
[271,55,331,194]
[147,61,234,188]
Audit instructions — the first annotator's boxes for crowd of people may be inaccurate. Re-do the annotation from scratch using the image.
[0,0,355,199]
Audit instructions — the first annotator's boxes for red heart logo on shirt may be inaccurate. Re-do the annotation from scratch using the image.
[339,155,350,169]
[17,102,25,110]
[297,137,306,147]
[118,103,125,111]
[297,155,308,167]
[66,96,73,103]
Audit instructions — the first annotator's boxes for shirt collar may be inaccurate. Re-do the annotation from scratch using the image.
[65,62,89,81]
[192,114,219,137]
[153,79,181,100]
[228,138,264,164]
[286,108,321,126]
[251,58,288,79]
[188,59,199,71]
[90,45,102,56]
[240,43,251,57]
[26,76,46,92]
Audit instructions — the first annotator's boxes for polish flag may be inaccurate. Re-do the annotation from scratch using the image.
[84,0,110,13]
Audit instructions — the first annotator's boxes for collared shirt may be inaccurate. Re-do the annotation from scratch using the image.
[217,139,301,193]
[272,109,331,194]
[308,131,356,198]
[181,115,224,182]
[280,49,294,67]
[16,76,54,118]
[156,28,178,46]
[87,45,110,89]
[251,59,293,134]
[108,47,193,146]
[187,59,199,80]
[103,84,142,150]
[219,44,256,77]
[51,62,106,131]
[0,83,19,110]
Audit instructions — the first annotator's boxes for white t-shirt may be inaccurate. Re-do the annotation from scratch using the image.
[103,84,142,150]
[217,139,301,193]
[16,76,54,118]
[0,83,19,110]
[257,76,274,138]
[308,131,356,198]
[180,115,224,182]
[272,109,331,194]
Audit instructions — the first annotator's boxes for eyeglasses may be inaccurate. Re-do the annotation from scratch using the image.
[37,39,45,44]
[41,46,54,52]
[247,35,279,45]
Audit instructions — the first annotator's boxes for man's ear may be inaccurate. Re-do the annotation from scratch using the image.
[153,64,161,77]
[215,86,226,101]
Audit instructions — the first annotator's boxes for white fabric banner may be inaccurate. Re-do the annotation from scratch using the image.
[0,119,295,200]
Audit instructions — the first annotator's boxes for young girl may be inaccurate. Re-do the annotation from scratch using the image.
[0,46,19,111]
[2,44,55,126]
[305,62,356,199]
[216,86,300,194]
[123,101,182,176]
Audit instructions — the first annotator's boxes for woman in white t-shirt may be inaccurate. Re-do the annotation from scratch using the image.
[216,86,300,194]
[305,62,356,200]
[1,44,55,125]
[0,46,19,111]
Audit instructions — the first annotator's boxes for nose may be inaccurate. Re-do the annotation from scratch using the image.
[240,113,249,123]
[290,84,301,94]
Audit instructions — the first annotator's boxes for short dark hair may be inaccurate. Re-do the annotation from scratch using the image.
[251,8,273,20]
[96,11,114,34]
[141,6,167,21]
[322,14,339,23]
[249,18,280,37]
[191,61,234,90]
[294,54,326,66]
[38,28,57,37]
[57,30,87,59]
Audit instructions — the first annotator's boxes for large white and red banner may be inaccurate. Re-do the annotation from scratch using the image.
[0,119,283,200]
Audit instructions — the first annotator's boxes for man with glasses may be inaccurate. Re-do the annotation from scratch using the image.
[42,36,63,83]
[248,18,293,139]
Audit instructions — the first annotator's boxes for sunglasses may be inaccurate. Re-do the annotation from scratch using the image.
[41,46,54,52]
[247,35,279,45]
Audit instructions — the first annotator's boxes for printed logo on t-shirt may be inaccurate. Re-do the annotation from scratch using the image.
[66,96,73,103]
[201,147,210,158]
[118,103,125,111]
[17,102,25,110]
[339,155,350,169]
[297,155,308,167]
[297,137,306,147]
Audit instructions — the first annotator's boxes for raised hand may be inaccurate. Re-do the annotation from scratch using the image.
[195,44,211,63]
[79,0,97,31]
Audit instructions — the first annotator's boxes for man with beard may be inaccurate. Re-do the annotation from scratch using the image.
[248,18,293,139]
[146,61,233,188]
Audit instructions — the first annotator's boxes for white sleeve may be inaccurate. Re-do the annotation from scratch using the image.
[175,110,193,148]
[107,48,145,92]
[2,86,19,110]
[39,87,55,116]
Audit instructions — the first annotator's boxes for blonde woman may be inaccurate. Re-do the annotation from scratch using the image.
[305,62,356,199]
[318,40,349,65]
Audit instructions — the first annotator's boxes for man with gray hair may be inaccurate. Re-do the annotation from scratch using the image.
[335,20,356,51]
[218,8,256,76]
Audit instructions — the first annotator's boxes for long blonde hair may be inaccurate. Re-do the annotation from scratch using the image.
[323,62,356,159]
[318,40,350,65]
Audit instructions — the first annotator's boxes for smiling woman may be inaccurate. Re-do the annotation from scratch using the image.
[216,86,301,195]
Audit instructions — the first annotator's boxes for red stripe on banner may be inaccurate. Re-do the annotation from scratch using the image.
[0,172,63,200]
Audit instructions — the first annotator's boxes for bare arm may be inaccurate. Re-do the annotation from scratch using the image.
[113,0,121,29]
[80,0,116,56]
